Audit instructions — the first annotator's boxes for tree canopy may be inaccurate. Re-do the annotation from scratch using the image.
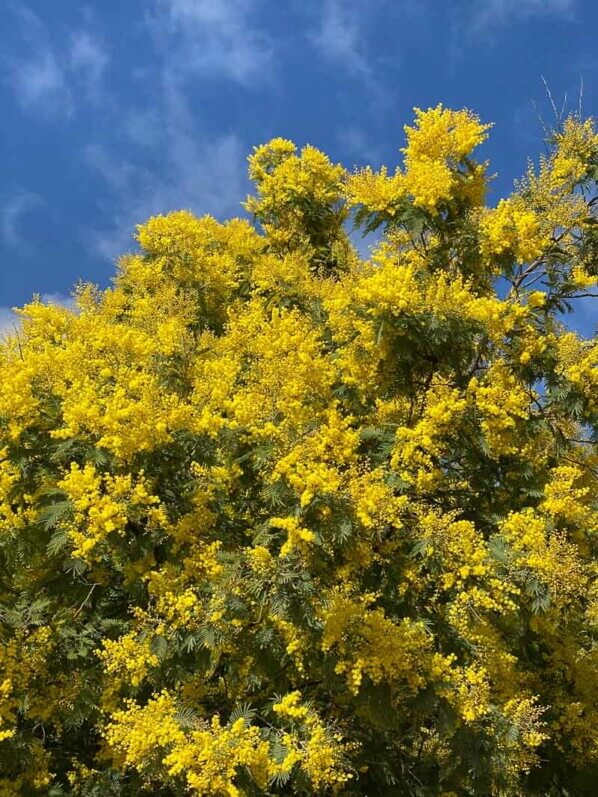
[1,105,598,795]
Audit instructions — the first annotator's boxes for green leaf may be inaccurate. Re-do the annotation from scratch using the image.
[39,500,73,530]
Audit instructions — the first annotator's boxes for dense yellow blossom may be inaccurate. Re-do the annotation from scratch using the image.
[345,165,406,214]
[551,117,598,184]
[347,105,492,218]
[468,362,530,456]
[391,380,468,487]
[58,462,165,559]
[98,631,159,688]
[320,588,433,694]
[403,154,456,211]
[1,105,597,795]
[480,197,548,263]
[501,508,588,604]
[403,105,492,161]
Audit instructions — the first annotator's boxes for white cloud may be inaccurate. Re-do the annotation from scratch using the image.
[467,0,576,32]
[123,108,163,149]
[310,1,374,83]
[0,190,45,249]
[39,292,76,310]
[62,2,265,262]
[8,47,73,119]
[337,127,384,167]
[85,85,247,261]
[4,5,109,118]
[69,30,109,100]
[308,0,398,113]
[5,4,73,118]
[448,0,577,64]
[84,144,137,194]
[148,0,272,85]
[0,307,19,339]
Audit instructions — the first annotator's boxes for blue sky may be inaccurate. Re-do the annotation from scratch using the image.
[1,0,597,334]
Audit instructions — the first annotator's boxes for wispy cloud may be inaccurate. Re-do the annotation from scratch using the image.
[447,0,578,67]
[4,4,73,118]
[85,85,247,261]
[0,307,19,338]
[310,0,374,83]
[4,4,109,118]
[0,190,45,249]
[17,51,72,116]
[148,0,273,85]
[37,1,270,263]
[69,30,109,101]
[337,127,384,168]
[467,0,577,34]
[307,0,398,113]
[39,292,76,309]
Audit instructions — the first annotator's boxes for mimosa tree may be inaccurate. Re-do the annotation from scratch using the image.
[1,105,597,796]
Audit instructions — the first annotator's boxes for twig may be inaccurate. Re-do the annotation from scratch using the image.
[73,583,99,618]
[541,75,562,129]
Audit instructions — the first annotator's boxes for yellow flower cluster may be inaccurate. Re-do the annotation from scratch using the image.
[502,696,548,771]
[192,300,335,440]
[98,631,159,688]
[344,165,406,214]
[165,716,272,796]
[403,154,455,212]
[321,589,433,694]
[551,116,598,185]
[105,689,351,795]
[246,140,344,214]
[347,466,408,529]
[468,363,530,456]
[415,510,519,645]
[558,336,598,412]
[324,254,533,407]
[273,405,358,507]
[446,664,492,723]
[542,465,598,531]
[420,513,490,589]
[272,691,354,788]
[403,105,491,212]
[245,138,346,255]
[480,198,548,264]
[105,693,265,794]
[58,462,164,559]
[270,516,316,557]
[269,614,308,674]
[273,690,309,720]
[137,210,262,303]
[146,570,203,630]
[391,380,467,488]
[0,627,52,744]
[0,352,40,441]
[0,449,36,534]
[501,508,588,603]
[346,104,491,215]
[403,105,492,162]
